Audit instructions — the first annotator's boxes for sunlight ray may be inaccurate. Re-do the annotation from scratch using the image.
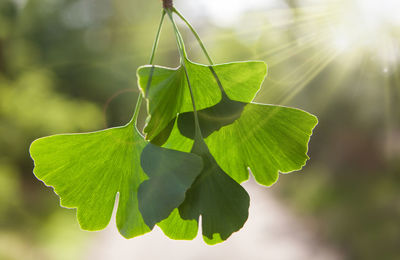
[280,49,341,105]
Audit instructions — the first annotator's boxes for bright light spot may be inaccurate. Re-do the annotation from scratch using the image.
[356,0,400,27]
[179,0,400,68]
[331,29,351,52]
[325,0,400,67]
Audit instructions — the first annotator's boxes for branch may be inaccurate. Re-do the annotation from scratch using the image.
[162,0,173,9]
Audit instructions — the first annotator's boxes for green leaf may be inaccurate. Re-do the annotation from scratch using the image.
[171,103,318,186]
[178,137,250,245]
[157,135,250,244]
[137,60,267,141]
[205,103,318,186]
[157,208,198,240]
[141,58,317,243]
[155,102,318,240]
[29,122,151,238]
[138,143,203,229]
[154,129,251,244]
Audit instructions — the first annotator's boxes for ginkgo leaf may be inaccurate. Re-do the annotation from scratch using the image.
[167,103,318,186]
[137,59,267,141]
[156,134,250,244]
[143,58,317,186]
[30,122,150,238]
[153,128,250,244]
[138,143,203,229]
[28,4,320,245]
[205,103,318,186]
[154,102,317,240]
[178,137,250,245]
[141,58,317,242]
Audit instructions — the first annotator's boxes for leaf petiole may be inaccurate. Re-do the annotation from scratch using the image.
[166,10,187,61]
[167,9,202,140]
[173,8,214,65]
[130,9,166,128]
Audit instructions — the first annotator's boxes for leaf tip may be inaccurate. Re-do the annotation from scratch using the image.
[203,233,224,245]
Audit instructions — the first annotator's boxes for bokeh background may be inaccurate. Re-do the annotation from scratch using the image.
[0,0,399,259]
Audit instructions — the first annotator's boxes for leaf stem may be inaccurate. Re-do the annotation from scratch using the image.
[131,10,166,127]
[174,8,227,97]
[166,9,202,139]
[149,10,166,65]
[173,8,214,65]
[168,12,188,60]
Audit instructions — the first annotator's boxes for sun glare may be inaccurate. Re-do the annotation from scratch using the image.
[181,0,400,67]
[178,0,400,107]
[327,0,400,67]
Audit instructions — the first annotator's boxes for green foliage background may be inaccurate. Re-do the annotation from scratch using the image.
[0,0,399,259]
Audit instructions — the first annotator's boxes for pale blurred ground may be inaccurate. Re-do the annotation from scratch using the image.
[85,179,343,260]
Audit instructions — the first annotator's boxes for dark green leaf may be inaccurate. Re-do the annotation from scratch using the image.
[178,137,250,245]
[177,92,246,139]
[138,143,203,229]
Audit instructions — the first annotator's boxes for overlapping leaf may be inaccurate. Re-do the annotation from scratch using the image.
[155,102,317,242]
[138,59,318,243]
[178,137,250,245]
[139,59,317,186]
[146,129,251,245]
[30,121,205,237]
[29,6,318,246]
[137,59,267,140]
[138,143,203,229]
[177,103,319,185]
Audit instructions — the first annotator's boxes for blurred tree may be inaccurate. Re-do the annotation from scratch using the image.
[1,0,399,259]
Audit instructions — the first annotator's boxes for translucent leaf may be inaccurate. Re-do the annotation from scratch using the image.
[204,103,318,186]
[31,115,210,240]
[137,59,267,140]
[168,103,318,186]
[30,122,150,238]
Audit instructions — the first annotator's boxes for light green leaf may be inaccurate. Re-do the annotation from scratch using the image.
[29,122,151,238]
[138,143,203,229]
[205,103,318,186]
[137,59,267,140]
[142,59,317,242]
[173,103,318,186]
[157,208,198,240]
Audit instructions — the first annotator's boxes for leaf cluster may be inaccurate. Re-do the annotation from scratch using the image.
[29,7,317,244]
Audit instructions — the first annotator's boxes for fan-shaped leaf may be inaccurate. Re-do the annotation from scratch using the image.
[137,60,267,140]
[165,103,318,186]
[178,137,250,245]
[30,122,150,238]
[138,143,203,229]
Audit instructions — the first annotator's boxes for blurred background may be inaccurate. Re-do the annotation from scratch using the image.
[0,0,399,259]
